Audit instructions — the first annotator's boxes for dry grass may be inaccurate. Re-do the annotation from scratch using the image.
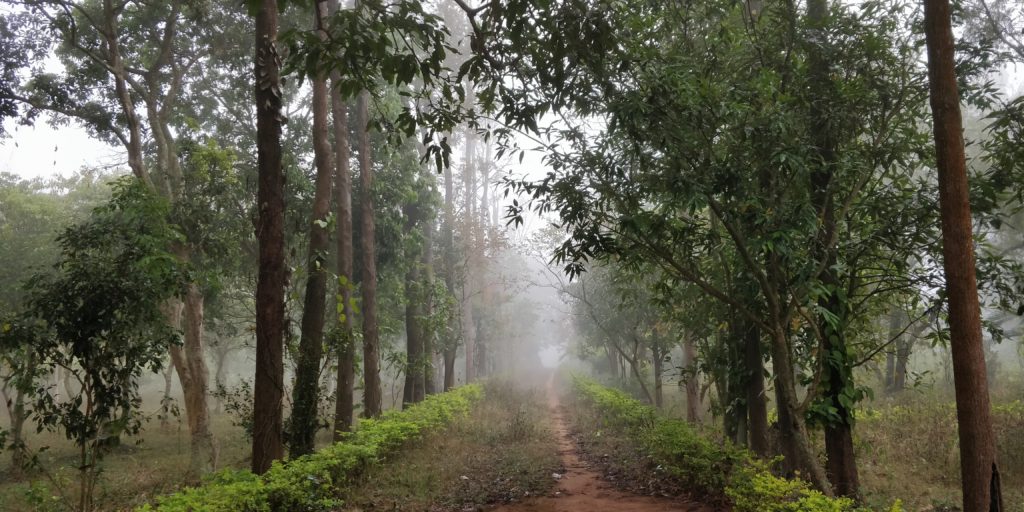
[0,414,251,512]
[855,392,1024,511]
[341,379,561,512]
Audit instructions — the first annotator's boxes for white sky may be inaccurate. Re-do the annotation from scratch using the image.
[0,119,124,179]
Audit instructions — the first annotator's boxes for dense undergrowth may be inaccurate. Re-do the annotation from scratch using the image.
[139,384,483,512]
[570,377,903,512]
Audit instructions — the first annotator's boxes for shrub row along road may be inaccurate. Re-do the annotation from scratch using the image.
[492,375,716,512]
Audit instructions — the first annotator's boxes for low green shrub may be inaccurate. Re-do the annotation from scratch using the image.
[571,377,902,512]
[139,384,483,512]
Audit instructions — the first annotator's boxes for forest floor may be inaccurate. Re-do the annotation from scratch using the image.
[487,375,716,512]
[0,413,253,511]
[343,375,717,512]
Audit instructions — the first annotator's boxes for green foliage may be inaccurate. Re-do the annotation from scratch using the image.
[140,384,484,512]
[571,377,903,512]
[0,178,185,510]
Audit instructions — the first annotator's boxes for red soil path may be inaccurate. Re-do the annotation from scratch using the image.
[489,375,718,512]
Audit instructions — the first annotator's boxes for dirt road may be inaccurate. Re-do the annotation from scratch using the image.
[489,375,716,512]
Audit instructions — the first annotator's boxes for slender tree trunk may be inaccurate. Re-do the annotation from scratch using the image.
[329,0,355,438]
[167,284,217,475]
[442,153,458,390]
[682,334,702,424]
[403,258,424,407]
[923,1,1003,508]
[422,217,436,396]
[289,0,335,456]
[725,320,748,446]
[213,348,226,414]
[462,115,477,384]
[768,319,832,494]
[743,322,769,457]
[806,0,859,496]
[101,0,152,188]
[356,87,381,417]
[252,0,286,473]
[652,344,664,409]
[162,363,175,425]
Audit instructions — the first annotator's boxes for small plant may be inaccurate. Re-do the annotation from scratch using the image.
[212,380,255,439]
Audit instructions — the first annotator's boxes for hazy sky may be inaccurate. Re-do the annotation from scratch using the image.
[1,119,124,179]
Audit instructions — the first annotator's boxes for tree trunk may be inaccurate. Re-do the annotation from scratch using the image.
[329,0,355,438]
[682,335,702,424]
[462,120,477,384]
[652,344,664,409]
[356,87,381,418]
[422,216,436,397]
[213,348,226,414]
[768,322,832,494]
[442,152,458,391]
[169,285,218,475]
[101,0,152,188]
[806,0,859,496]
[403,261,424,407]
[922,1,1003,508]
[743,322,769,457]
[252,0,286,474]
[162,363,175,425]
[725,321,748,447]
[289,0,335,456]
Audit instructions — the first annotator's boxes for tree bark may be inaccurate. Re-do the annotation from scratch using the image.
[682,335,702,423]
[289,0,335,457]
[652,344,664,409]
[806,0,859,496]
[422,216,436,396]
[252,0,286,474]
[402,227,424,406]
[442,149,458,390]
[743,322,769,457]
[922,1,1003,508]
[462,124,477,384]
[356,87,381,418]
[329,0,355,438]
[176,285,217,474]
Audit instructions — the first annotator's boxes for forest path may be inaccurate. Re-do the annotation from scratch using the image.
[489,374,714,512]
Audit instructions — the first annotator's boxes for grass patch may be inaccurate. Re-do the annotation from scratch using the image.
[0,414,251,511]
[341,378,561,511]
[854,397,1024,511]
[569,376,904,512]
[138,384,483,512]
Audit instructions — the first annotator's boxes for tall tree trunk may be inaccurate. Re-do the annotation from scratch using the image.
[289,0,335,456]
[422,216,436,396]
[743,322,769,457]
[357,86,381,417]
[724,320,748,446]
[329,0,355,438]
[168,284,218,475]
[162,363,175,425]
[252,0,286,474]
[652,344,664,409]
[768,314,832,493]
[923,1,1003,508]
[462,125,477,384]
[682,334,702,424]
[101,0,152,188]
[212,347,226,414]
[442,153,458,391]
[402,234,424,407]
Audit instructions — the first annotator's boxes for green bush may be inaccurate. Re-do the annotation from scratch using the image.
[571,377,902,512]
[139,384,483,512]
